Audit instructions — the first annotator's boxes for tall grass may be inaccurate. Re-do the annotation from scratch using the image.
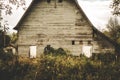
[0,49,120,80]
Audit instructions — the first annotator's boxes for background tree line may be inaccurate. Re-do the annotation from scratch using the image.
[111,0,120,15]
[104,17,120,44]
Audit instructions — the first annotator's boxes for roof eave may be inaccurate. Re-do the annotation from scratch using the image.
[14,0,35,30]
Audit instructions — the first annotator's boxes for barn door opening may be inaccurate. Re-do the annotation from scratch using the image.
[82,46,92,58]
[30,46,37,58]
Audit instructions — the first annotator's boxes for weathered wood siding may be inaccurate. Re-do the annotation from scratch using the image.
[17,0,115,57]
[93,34,115,53]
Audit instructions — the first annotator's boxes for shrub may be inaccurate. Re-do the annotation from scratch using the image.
[55,48,66,55]
[0,48,120,80]
[36,54,120,80]
[0,48,37,80]
[92,53,116,63]
[44,45,66,55]
[36,55,92,80]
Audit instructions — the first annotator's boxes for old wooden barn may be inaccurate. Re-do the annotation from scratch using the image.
[14,0,120,58]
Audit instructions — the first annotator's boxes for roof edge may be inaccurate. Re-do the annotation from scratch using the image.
[74,0,94,27]
[14,0,94,30]
[14,0,35,30]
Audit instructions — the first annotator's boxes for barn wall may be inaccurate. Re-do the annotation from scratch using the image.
[93,33,115,53]
[17,0,93,56]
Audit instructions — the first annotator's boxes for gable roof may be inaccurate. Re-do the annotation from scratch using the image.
[14,0,93,30]
[14,0,120,55]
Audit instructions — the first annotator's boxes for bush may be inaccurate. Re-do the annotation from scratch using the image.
[0,48,37,80]
[36,54,83,80]
[92,53,116,63]
[0,48,120,80]
[44,45,66,55]
[36,54,120,80]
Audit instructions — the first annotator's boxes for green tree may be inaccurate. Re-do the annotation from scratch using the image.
[104,17,120,44]
[0,0,25,47]
[0,0,26,15]
[10,32,17,43]
[111,0,120,15]
[0,30,11,48]
[0,0,26,30]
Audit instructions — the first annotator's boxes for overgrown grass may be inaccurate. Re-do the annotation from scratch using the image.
[0,49,120,80]
[36,54,120,80]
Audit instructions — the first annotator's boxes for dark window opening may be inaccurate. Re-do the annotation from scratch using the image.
[88,41,92,45]
[47,0,51,3]
[58,0,63,3]
[8,49,12,53]
[72,40,75,45]
[79,40,83,45]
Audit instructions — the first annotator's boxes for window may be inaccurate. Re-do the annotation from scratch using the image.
[47,0,51,3]
[72,40,75,45]
[79,40,83,45]
[88,41,92,45]
[58,0,63,3]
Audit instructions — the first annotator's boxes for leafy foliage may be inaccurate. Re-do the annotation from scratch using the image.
[104,17,120,44]
[111,0,120,15]
[44,45,66,55]
[10,32,18,43]
[0,0,26,15]
[0,48,37,80]
[36,54,120,80]
[0,49,120,80]
[0,30,11,48]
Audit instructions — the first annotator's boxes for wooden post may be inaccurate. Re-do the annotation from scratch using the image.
[0,11,1,30]
[3,25,6,47]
